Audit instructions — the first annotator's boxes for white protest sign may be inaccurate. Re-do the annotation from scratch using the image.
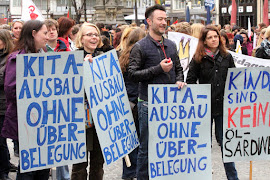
[168,32,198,81]
[148,84,212,180]
[230,51,270,68]
[16,51,86,173]
[223,68,270,162]
[83,49,139,165]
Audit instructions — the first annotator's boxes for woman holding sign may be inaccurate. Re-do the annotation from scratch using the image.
[186,25,239,180]
[71,22,104,180]
[3,20,50,179]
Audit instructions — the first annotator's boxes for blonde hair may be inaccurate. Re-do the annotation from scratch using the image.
[119,25,129,32]
[116,27,136,51]
[175,22,191,35]
[264,26,270,39]
[75,22,103,49]
[257,28,266,47]
[191,23,204,38]
[12,20,24,29]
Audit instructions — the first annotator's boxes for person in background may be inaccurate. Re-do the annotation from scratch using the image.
[69,24,80,50]
[226,33,234,50]
[224,24,231,33]
[113,31,122,48]
[11,20,24,42]
[175,22,191,35]
[233,34,248,55]
[2,20,49,179]
[255,26,270,59]
[55,16,75,180]
[0,29,15,180]
[128,5,185,179]
[96,23,113,46]
[10,19,24,157]
[55,17,75,52]
[140,24,145,31]
[44,19,59,52]
[256,22,267,33]
[220,30,230,49]
[119,27,146,180]
[252,28,266,56]
[186,25,239,180]
[99,35,114,52]
[0,25,10,31]
[71,22,104,180]
[257,28,266,47]
[116,27,136,52]
[232,25,240,36]
[240,31,253,56]
[191,23,204,39]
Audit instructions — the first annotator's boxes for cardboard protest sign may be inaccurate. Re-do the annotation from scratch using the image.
[223,68,270,162]
[148,84,212,180]
[16,51,86,173]
[83,49,139,165]
[230,51,270,68]
[168,32,198,81]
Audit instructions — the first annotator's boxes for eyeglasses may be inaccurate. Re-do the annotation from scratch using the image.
[83,33,100,37]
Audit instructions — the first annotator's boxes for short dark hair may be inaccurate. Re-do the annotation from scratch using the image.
[105,24,112,30]
[14,20,45,53]
[145,4,165,19]
[96,23,104,31]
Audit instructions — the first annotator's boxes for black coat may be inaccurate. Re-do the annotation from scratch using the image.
[255,46,270,59]
[128,34,184,101]
[186,52,235,116]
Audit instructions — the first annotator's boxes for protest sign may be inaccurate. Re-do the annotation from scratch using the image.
[230,51,270,68]
[168,32,198,81]
[148,84,212,180]
[16,51,86,173]
[223,68,270,162]
[83,49,139,166]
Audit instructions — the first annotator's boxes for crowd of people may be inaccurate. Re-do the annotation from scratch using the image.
[0,3,269,180]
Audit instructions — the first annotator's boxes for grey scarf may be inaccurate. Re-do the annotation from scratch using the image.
[261,39,270,56]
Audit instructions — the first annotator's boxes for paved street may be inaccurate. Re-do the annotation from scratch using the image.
[7,133,270,180]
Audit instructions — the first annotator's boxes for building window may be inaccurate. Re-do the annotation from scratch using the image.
[33,0,47,10]
[86,0,96,10]
[174,0,185,9]
[57,0,68,6]
[126,0,132,7]
[13,0,21,7]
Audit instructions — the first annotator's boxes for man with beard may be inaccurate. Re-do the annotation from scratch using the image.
[128,4,185,180]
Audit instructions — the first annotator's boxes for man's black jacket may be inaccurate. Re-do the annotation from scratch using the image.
[128,34,184,101]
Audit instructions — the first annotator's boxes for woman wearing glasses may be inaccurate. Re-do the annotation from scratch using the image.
[71,22,104,180]
[186,25,239,180]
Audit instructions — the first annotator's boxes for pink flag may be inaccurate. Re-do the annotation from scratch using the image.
[263,0,269,26]
[231,0,237,26]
